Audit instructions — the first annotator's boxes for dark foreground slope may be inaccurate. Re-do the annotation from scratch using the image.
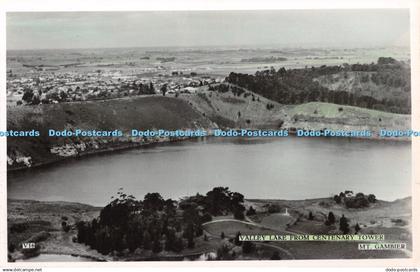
[8,196,411,261]
[7,96,214,170]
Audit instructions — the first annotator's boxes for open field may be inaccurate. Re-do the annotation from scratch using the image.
[283,102,410,135]
[7,47,410,77]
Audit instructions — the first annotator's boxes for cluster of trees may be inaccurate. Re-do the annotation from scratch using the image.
[119,81,156,95]
[224,58,410,114]
[19,81,156,106]
[76,187,246,256]
[240,56,288,63]
[21,88,40,105]
[324,212,357,235]
[21,87,71,105]
[333,191,376,209]
[179,187,246,220]
[76,190,205,255]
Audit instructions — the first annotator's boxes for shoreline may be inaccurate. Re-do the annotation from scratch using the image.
[7,136,195,173]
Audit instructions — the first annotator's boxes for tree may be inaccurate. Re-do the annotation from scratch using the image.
[143,193,165,211]
[246,206,256,216]
[234,231,242,246]
[61,221,70,232]
[354,223,361,234]
[326,211,335,226]
[367,194,376,203]
[31,94,41,105]
[60,90,68,100]
[185,223,195,248]
[160,84,168,96]
[164,228,176,251]
[152,237,162,253]
[22,88,34,104]
[143,231,152,250]
[233,205,245,220]
[172,237,184,253]
[333,195,341,204]
[339,215,350,234]
[216,243,233,260]
[308,211,314,220]
[149,82,155,94]
[242,241,256,254]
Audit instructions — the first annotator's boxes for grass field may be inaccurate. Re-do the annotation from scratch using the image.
[284,102,410,134]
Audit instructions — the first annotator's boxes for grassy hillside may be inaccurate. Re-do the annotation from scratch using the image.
[284,102,410,133]
[7,96,213,170]
[179,86,410,134]
[225,59,411,114]
[180,87,287,129]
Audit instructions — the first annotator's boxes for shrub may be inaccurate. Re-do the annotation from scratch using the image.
[267,204,281,213]
[344,196,369,209]
[8,243,15,253]
[339,215,350,234]
[10,223,28,233]
[234,232,242,246]
[333,195,341,204]
[325,212,336,226]
[61,221,71,232]
[354,223,361,234]
[308,211,314,220]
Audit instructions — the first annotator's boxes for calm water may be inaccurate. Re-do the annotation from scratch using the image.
[8,137,411,206]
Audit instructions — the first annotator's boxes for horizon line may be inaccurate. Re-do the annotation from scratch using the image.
[6,44,410,52]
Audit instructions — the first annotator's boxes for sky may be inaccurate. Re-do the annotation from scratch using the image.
[6,10,410,50]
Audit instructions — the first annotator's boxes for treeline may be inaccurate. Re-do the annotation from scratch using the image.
[20,81,156,106]
[76,187,245,256]
[119,81,156,95]
[333,191,376,209]
[224,58,410,114]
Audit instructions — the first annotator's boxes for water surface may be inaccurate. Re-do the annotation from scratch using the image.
[8,137,411,206]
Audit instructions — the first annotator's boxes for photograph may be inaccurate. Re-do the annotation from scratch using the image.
[4,9,414,263]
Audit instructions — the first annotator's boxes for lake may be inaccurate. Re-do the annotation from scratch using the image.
[8,137,411,206]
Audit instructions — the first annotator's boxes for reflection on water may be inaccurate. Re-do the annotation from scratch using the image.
[8,137,411,206]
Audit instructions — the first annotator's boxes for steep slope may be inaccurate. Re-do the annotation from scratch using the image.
[7,96,214,170]
[180,87,287,129]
